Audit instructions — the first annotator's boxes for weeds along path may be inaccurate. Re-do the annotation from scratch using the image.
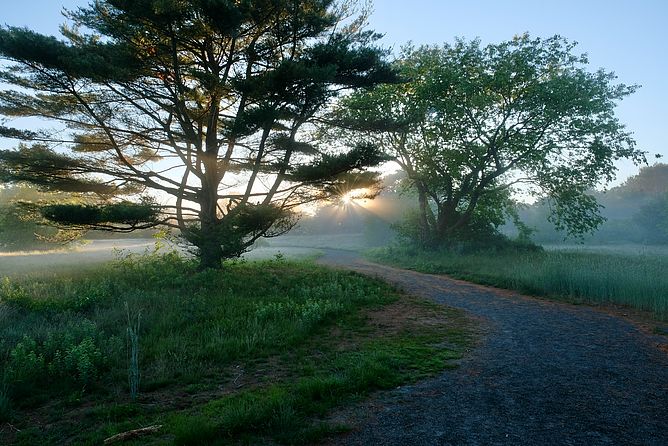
[318,249,668,446]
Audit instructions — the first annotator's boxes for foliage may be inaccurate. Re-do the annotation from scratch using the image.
[2,319,113,401]
[40,200,159,229]
[0,386,11,422]
[0,0,397,268]
[618,163,668,197]
[332,34,645,246]
[390,207,540,253]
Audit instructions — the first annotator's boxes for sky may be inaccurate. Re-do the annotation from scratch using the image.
[2,0,667,185]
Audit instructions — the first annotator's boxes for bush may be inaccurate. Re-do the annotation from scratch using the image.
[392,208,542,254]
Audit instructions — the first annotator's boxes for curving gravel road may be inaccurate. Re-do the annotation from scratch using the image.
[318,250,668,446]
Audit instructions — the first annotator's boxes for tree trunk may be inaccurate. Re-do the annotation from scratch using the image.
[197,157,223,270]
[415,182,433,247]
[198,233,224,270]
[434,201,470,246]
[435,216,453,246]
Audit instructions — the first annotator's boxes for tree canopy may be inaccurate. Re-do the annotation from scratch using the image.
[0,0,396,268]
[331,34,645,246]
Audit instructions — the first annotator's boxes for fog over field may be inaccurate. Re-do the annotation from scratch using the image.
[4,233,668,279]
[0,238,325,277]
[0,239,155,277]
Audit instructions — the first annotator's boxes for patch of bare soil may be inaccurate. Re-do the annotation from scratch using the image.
[367,299,444,332]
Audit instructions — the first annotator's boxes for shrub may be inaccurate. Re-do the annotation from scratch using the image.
[4,320,109,399]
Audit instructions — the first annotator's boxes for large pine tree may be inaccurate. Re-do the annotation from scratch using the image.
[0,0,395,268]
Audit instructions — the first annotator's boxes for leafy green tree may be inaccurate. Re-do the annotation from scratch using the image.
[619,163,668,243]
[331,34,645,247]
[0,0,395,268]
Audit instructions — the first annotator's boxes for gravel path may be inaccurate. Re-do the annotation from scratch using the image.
[318,250,668,446]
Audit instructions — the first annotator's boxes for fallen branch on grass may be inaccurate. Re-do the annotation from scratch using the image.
[103,425,162,444]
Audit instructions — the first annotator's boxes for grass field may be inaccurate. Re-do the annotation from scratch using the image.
[543,243,668,257]
[0,252,472,445]
[266,234,368,252]
[367,245,668,321]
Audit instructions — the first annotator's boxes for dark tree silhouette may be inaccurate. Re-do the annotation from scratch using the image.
[0,0,396,268]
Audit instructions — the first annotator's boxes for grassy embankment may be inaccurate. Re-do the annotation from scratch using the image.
[367,245,668,321]
[0,252,472,445]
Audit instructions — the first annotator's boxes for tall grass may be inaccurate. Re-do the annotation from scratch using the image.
[368,246,668,320]
[125,303,141,401]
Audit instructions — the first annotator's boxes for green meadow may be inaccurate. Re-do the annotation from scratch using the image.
[368,246,668,320]
[0,252,472,445]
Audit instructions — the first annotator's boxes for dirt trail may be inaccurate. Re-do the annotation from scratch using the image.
[319,249,668,446]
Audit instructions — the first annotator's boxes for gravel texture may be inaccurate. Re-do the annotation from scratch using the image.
[319,249,668,446]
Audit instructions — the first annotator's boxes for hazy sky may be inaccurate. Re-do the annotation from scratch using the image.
[2,0,667,184]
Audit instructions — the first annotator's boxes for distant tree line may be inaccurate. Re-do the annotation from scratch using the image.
[517,164,668,245]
